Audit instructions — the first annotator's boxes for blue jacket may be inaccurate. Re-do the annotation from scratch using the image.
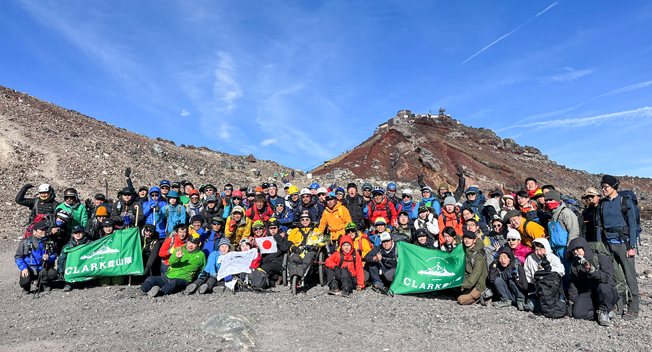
[203,250,225,276]
[294,201,325,223]
[597,195,637,247]
[202,230,225,258]
[268,196,284,208]
[396,200,417,220]
[273,208,294,232]
[416,196,441,216]
[159,203,186,235]
[462,197,484,219]
[14,236,57,271]
[142,187,167,238]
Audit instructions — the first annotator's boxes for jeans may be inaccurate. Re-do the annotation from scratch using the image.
[492,276,525,303]
[141,276,188,295]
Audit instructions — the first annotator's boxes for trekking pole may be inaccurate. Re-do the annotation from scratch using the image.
[129,204,141,287]
[310,278,334,299]
[33,269,43,299]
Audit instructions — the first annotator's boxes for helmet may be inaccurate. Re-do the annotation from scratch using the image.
[56,209,71,222]
[37,184,50,193]
[362,183,372,191]
[288,185,299,195]
[317,187,328,195]
[345,223,357,232]
[252,220,265,229]
[387,183,397,191]
[63,188,79,200]
[300,188,311,196]
[284,183,292,189]
[335,187,345,194]
[402,189,413,197]
[268,218,280,227]
[372,186,384,195]
[309,183,320,190]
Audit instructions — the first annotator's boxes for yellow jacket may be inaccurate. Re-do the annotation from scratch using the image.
[288,226,326,252]
[517,220,546,248]
[225,216,251,245]
[317,202,352,242]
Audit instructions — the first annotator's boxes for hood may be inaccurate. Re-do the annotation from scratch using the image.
[496,246,515,266]
[568,237,594,262]
[141,224,159,238]
[484,198,500,212]
[339,235,354,247]
[399,200,414,207]
[149,187,161,195]
[532,237,552,254]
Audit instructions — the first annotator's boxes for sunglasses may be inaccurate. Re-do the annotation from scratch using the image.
[64,196,75,199]
[507,239,518,242]
[268,226,278,230]
[346,229,356,233]
[301,195,311,198]
[253,227,264,231]
[212,222,221,226]
[467,193,476,196]
[387,189,396,193]
[232,197,242,200]
[191,196,199,199]
[224,188,233,191]
[492,224,503,228]
[144,228,151,232]
[402,195,411,198]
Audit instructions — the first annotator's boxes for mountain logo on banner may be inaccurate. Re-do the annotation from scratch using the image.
[418,262,455,277]
[80,244,119,260]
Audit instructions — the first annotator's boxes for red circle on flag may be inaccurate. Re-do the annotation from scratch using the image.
[262,240,272,250]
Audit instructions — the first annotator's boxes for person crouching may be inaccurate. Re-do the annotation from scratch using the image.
[325,235,364,296]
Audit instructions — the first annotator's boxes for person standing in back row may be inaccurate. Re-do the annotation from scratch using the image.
[597,175,639,320]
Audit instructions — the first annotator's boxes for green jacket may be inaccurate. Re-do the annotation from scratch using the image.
[166,247,206,282]
[462,240,487,292]
[56,202,88,233]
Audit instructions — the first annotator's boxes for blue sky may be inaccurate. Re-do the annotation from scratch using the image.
[2,1,652,176]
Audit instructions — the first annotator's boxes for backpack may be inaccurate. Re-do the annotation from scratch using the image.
[24,214,53,239]
[369,200,394,225]
[534,270,567,319]
[249,268,270,290]
[470,246,495,269]
[599,190,642,251]
[339,249,357,274]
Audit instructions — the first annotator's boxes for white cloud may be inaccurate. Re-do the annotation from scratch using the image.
[547,67,593,82]
[260,138,277,146]
[461,2,559,65]
[504,106,652,130]
[213,52,243,112]
[181,109,190,116]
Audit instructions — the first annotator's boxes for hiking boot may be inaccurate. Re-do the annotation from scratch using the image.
[598,310,611,326]
[63,284,72,292]
[148,286,160,298]
[42,285,52,293]
[198,284,209,294]
[492,300,512,308]
[186,283,197,294]
[341,287,351,297]
[623,311,639,321]
[328,286,338,295]
[22,289,30,295]
[371,283,385,294]
[516,298,525,311]
[608,311,616,320]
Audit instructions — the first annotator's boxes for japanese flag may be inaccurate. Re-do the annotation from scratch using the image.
[255,237,277,254]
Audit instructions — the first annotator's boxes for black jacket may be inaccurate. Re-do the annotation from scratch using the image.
[344,195,366,231]
[488,246,528,292]
[568,237,616,303]
[364,242,398,269]
[15,184,59,223]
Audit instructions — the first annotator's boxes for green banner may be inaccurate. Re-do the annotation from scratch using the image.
[389,241,465,294]
[63,227,144,282]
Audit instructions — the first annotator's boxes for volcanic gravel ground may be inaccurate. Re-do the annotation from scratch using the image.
[2,225,652,351]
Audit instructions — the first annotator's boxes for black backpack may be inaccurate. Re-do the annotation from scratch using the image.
[249,268,270,290]
[534,270,567,319]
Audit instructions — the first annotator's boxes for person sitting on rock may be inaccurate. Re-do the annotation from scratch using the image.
[413,206,439,243]
[15,222,58,294]
[186,238,231,294]
[158,223,189,274]
[58,226,91,292]
[440,226,462,253]
[342,222,374,282]
[524,238,565,284]
[566,237,619,326]
[438,196,464,243]
[141,224,163,277]
[225,206,252,246]
[141,232,206,297]
[15,183,59,223]
[503,209,545,249]
[364,232,398,294]
[488,246,528,310]
[325,235,364,296]
[160,190,186,236]
[505,229,532,264]
[458,231,488,305]
[414,228,437,249]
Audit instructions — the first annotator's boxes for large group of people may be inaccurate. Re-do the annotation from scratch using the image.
[14,170,641,326]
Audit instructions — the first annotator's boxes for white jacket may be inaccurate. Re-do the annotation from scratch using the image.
[413,213,439,238]
[524,238,566,283]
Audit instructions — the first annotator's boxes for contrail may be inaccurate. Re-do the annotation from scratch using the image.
[461,2,559,65]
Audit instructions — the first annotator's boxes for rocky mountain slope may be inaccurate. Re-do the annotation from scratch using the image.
[0,85,296,236]
[312,111,652,205]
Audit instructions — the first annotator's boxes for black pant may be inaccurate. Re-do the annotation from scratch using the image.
[326,266,355,290]
[19,268,58,291]
[288,251,317,277]
[572,283,618,319]
[260,262,283,280]
[141,276,188,295]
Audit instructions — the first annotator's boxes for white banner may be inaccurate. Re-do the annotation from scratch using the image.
[216,249,258,282]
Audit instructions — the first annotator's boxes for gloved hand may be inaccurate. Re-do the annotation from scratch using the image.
[143,268,151,277]
[228,219,237,231]
[122,216,133,226]
[224,275,233,282]
[540,257,552,272]
[456,164,464,177]
[292,247,302,254]
[24,184,34,189]
[356,285,363,291]
[125,167,131,178]
[417,174,424,183]
[304,245,314,252]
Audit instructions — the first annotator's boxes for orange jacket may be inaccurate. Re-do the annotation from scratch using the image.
[516,219,546,248]
[318,202,352,241]
[325,235,364,287]
[438,209,464,244]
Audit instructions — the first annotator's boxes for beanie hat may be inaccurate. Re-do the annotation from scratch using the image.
[33,221,48,231]
[443,196,456,207]
[415,228,428,238]
[601,175,619,190]
[374,217,387,226]
[506,229,521,240]
[347,183,357,190]
[232,190,243,198]
[438,183,449,190]
[190,215,203,224]
[94,193,106,201]
[239,238,251,247]
[462,231,476,239]
[252,220,265,229]
[218,238,231,247]
[95,206,109,217]
[544,189,561,202]
[418,206,429,214]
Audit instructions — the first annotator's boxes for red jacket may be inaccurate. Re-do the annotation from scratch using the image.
[245,204,273,222]
[325,235,365,287]
[158,233,187,266]
[366,198,398,227]
[438,209,463,244]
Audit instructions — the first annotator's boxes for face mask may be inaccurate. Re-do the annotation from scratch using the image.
[546,201,561,210]
[56,220,64,226]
